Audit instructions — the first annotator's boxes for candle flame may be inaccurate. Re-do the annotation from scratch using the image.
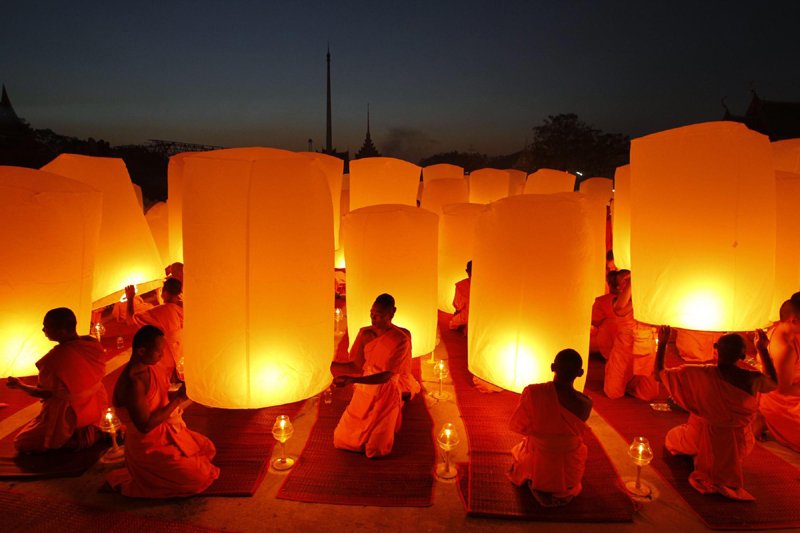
[445,429,451,438]
[280,420,285,429]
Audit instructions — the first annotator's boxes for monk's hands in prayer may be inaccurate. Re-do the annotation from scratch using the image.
[657,325,671,347]
[124,285,137,302]
[754,329,769,353]
[333,375,352,388]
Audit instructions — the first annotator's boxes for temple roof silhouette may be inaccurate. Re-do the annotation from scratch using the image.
[723,89,800,141]
[354,104,381,159]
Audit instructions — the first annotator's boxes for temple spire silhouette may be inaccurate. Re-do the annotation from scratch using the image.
[355,104,381,159]
[320,47,349,170]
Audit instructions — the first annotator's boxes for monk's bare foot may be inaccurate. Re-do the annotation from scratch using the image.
[532,489,559,508]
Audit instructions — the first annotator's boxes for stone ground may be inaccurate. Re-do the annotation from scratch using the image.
[1,335,799,533]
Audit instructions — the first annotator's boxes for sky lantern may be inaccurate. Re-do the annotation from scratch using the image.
[423,163,464,184]
[299,152,344,251]
[167,152,192,265]
[420,178,469,216]
[132,183,144,212]
[579,177,614,206]
[772,139,800,173]
[505,169,527,196]
[145,201,170,267]
[468,168,510,204]
[438,203,485,312]
[524,168,575,194]
[612,165,631,269]
[335,173,350,268]
[630,122,775,331]
[0,167,102,377]
[349,157,421,211]
[343,204,438,357]
[42,154,164,307]
[468,195,596,393]
[181,148,333,408]
[771,171,800,320]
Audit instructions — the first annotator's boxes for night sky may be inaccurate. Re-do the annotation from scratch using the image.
[3,1,798,162]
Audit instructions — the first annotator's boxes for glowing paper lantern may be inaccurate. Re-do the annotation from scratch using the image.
[772,139,800,173]
[612,165,631,269]
[420,178,469,216]
[349,157,421,211]
[438,203,485,312]
[299,152,344,250]
[132,183,144,212]
[505,169,527,196]
[182,148,333,408]
[42,154,164,307]
[167,152,192,264]
[469,195,596,392]
[335,174,350,268]
[630,122,775,331]
[469,168,510,204]
[771,171,800,320]
[579,177,614,206]
[145,201,170,267]
[343,205,437,357]
[0,167,102,377]
[423,163,464,183]
[524,169,575,194]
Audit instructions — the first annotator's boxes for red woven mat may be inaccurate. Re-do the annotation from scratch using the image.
[585,352,800,530]
[0,489,228,532]
[440,311,637,522]
[276,359,437,506]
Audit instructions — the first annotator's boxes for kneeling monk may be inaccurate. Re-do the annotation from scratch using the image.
[107,326,219,497]
[332,293,419,458]
[508,349,592,507]
[656,326,778,500]
[7,308,109,453]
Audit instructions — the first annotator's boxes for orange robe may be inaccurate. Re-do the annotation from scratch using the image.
[508,382,588,498]
[662,364,757,500]
[759,336,800,452]
[112,295,153,323]
[14,337,108,453]
[449,278,471,330]
[333,326,416,458]
[590,293,618,359]
[107,364,219,498]
[603,310,658,401]
[127,302,183,383]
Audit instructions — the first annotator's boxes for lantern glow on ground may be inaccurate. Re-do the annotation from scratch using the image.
[0,167,102,377]
[349,157,421,211]
[181,149,333,409]
[630,122,775,331]
[468,195,597,392]
[42,154,164,307]
[342,204,438,357]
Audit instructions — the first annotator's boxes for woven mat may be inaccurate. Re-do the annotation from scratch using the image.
[0,489,227,532]
[276,358,436,506]
[181,399,306,497]
[585,352,800,530]
[440,311,636,522]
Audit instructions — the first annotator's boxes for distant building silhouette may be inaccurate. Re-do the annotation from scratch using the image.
[320,46,350,171]
[354,104,381,159]
[723,88,800,141]
[0,84,28,138]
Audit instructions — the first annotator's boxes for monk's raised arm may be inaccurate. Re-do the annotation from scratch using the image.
[654,325,671,383]
[754,329,779,394]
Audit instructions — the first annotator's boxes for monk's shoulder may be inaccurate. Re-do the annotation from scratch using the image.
[395,326,411,339]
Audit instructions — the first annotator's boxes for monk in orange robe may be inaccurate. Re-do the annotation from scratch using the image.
[656,326,778,500]
[603,270,659,401]
[107,326,219,498]
[508,349,593,507]
[332,293,419,458]
[754,298,800,451]
[125,278,183,384]
[449,261,472,333]
[6,308,109,453]
[590,270,620,359]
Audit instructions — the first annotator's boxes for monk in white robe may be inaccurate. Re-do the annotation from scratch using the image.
[7,308,110,453]
[449,261,472,333]
[603,270,659,401]
[656,326,778,500]
[125,278,183,384]
[509,349,592,507]
[107,326,218,498]
[333,294,419,458]
[754,298,800,451]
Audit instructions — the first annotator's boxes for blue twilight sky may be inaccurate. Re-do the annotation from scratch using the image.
[2,1,798,162]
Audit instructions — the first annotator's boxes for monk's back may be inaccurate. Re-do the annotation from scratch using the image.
[554,383,592,422]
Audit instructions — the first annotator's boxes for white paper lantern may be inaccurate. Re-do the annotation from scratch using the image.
[438,203,485,312]
[349,157,421,211]
[469,168,509,204]
[421,178,469,216]
[524,168,575,194]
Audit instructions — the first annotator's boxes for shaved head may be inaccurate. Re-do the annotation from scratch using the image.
[374,293,395,310]
[553,349,583,380]
[43,308,77,331]
[715,333,746,365]
[779,298,800,323]
[163,277,182,296]
[132,325,164,352]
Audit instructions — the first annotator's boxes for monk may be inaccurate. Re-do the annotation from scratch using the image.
[165,262,184,282]
[6,308,109,453]
[508,349,592,507]
[589,270,620,359]
[753,299,800,451]
[656,326,778,500]
[332,294,420,458]
[125,279,183,385]
[603,270,659,401]
[449,261,472,334]
[107,326,219,498]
